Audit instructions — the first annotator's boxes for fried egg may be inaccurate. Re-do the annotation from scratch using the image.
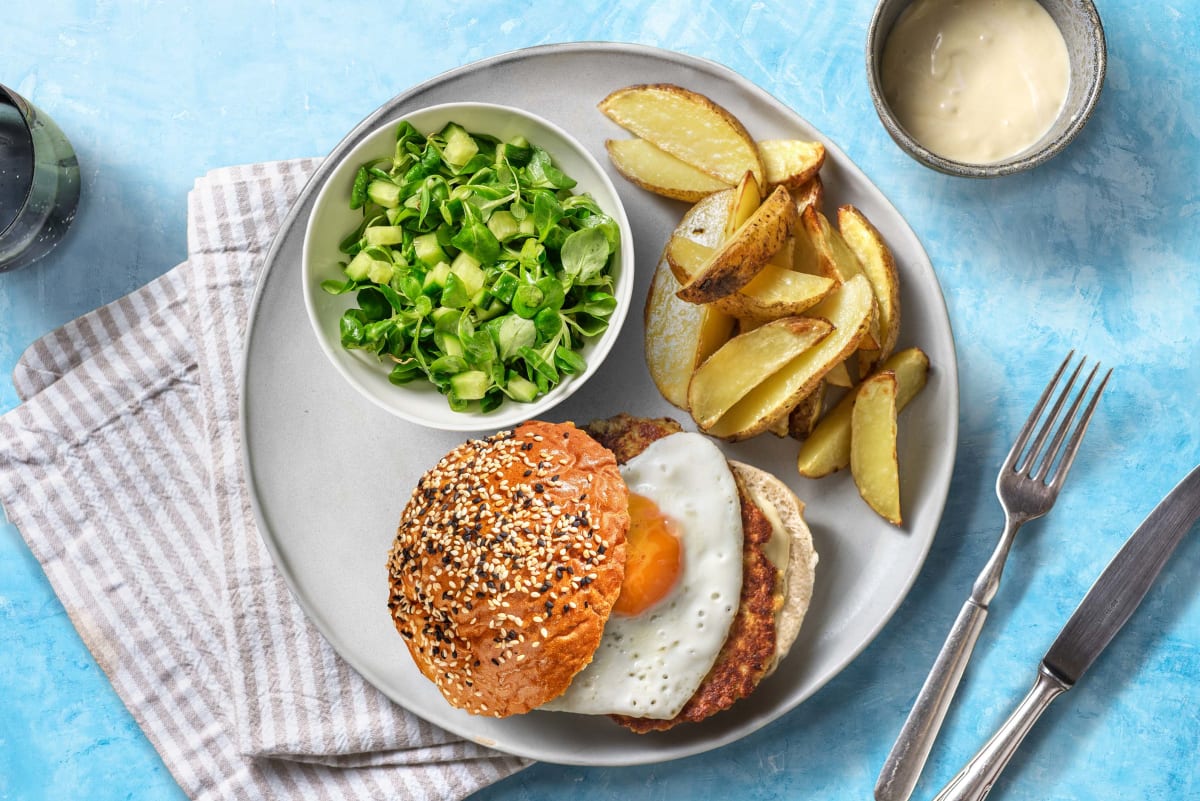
[541,431,743,719]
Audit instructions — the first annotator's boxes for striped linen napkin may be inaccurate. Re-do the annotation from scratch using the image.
[0,160,531,799]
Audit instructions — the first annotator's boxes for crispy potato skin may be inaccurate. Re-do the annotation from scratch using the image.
[676,186,797,304]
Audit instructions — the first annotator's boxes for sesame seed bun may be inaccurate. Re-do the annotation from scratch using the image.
[386,420,629,718]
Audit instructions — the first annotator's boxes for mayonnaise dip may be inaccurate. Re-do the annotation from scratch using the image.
[881,0,1070,164]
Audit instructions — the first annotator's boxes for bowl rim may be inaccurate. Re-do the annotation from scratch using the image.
[300,100,635,430]
[865,0,1107,178]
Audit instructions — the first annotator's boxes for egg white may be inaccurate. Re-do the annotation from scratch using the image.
[541,431,744,719]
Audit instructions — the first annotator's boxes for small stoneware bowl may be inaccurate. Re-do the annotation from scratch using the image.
[866,0,1106,177]
[302,102,635,431]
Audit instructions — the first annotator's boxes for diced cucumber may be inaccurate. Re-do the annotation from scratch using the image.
[490,271,520,304]
[413,232,448,266]
[498,141,533,167]
[364,225,406,246]
[450,251,485,295]
[506,374,539,402]
[434,331,464,358]
[366,180,402,209]
[343,251,375,281]
[469,290,503,321]
[422,261,450,292]
[441,123,479,167]
[487,210,521,241]
[450,370,490,401]
[345,250,394,284]
[366,260,394,284]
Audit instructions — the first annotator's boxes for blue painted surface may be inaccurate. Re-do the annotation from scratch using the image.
[2,1,1198,799]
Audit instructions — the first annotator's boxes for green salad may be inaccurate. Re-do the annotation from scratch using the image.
[321,120,621,413]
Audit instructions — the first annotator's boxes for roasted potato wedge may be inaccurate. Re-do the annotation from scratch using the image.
[667,236,834,320]
[801,206,863,283]
[758,139,825,190]
[605,138,729,202]
[824,360,854,388]
[800,206,882,349]
[705,274,876,440]
[725,171,764,236]
[599,84,765,186]
[644,192,735,408]
[796,347,930,478]
[851,370,902,525]
[785,380,825,439]
[723,171,795,272]
[793,176,825,216]
[676,186,797,304]
[689,316,833,430]
[839,205,901,373]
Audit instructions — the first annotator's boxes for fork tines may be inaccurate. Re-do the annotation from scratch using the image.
[1007,351,1112,487]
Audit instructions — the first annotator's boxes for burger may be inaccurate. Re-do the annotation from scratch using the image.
[386,414,817,730]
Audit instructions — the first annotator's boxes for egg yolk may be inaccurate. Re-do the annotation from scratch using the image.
[612,492,683,617]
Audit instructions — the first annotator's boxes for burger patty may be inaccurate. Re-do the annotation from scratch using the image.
[583,414,781,732]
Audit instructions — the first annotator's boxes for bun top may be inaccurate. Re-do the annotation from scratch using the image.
[387,420,629,717]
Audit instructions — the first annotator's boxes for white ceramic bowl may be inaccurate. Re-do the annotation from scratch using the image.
[302,102,634,431]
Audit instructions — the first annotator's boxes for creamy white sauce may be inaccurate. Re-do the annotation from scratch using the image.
[881,0,1070,164]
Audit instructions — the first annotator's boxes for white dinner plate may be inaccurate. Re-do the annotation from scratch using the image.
[241,42,958,766]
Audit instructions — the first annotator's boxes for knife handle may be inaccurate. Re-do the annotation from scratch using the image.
[875,598,990,801]
[932,666,1071,801]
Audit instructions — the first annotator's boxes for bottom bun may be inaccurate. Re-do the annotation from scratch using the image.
[728,461,819,676]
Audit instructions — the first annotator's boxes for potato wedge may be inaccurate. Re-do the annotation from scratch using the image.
[851,371,902,525]
[793,176,825,216]
[724,264,834,320]
[767,411,791,437]
[599,84,765,186]
[722,171,796,272]
[787,380,825,439]
[801,205,863,282]
[725,171,763,237]
[676,186,797,304]
[824,360,854,388]
[704,274,875,440]
[667,236,834,320]
[796,347,930,478]
[688,316,834,430]
[801,205,882,350]
[758,139,826,190]
[644,192,735,408]
[605,138,729,202]
[839,205,901,373]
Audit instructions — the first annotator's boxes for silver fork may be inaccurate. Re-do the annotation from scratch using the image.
[874,352,1111,801]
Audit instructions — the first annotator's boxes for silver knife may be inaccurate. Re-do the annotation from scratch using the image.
[932,463,1200,801]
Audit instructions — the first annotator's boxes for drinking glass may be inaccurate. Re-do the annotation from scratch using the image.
[0,83,80,272]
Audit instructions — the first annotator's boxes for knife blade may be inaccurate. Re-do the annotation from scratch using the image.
[933,463,1200,801]
[1043,462,1200,684]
